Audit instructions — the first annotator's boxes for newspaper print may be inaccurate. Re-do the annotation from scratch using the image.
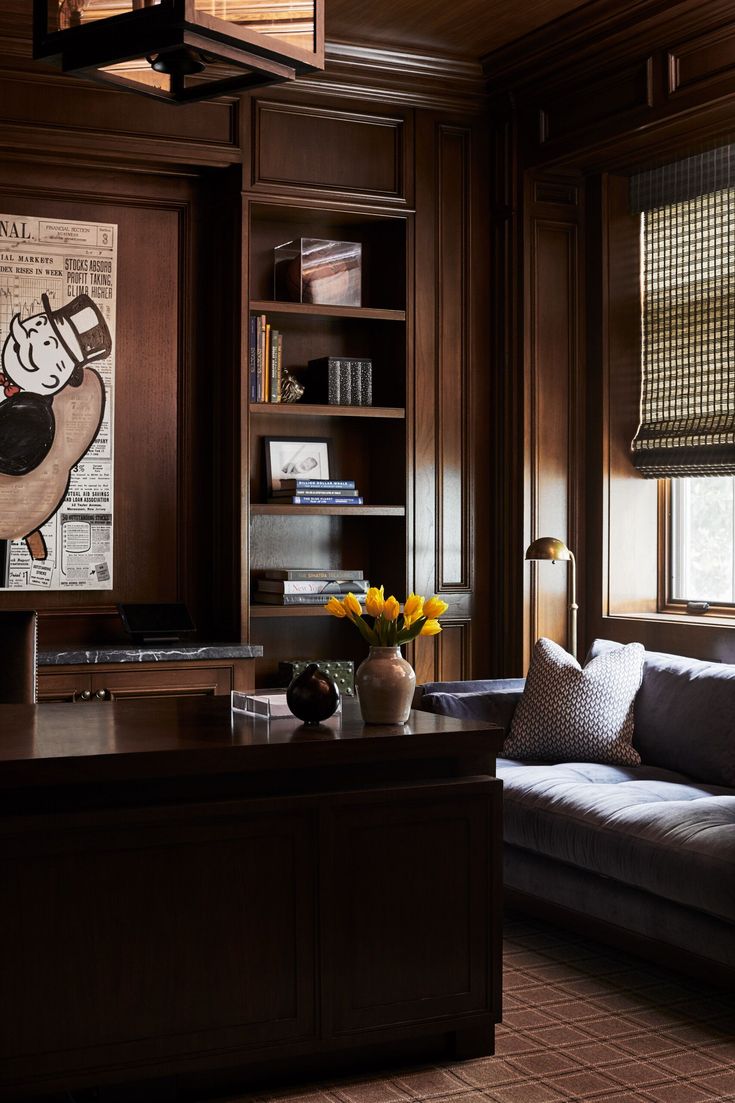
[0,214,117,589]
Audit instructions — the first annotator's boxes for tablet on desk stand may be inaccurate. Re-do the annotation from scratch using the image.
[118,603,196,645]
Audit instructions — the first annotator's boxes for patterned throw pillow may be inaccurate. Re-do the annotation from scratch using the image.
[504,638,645,766]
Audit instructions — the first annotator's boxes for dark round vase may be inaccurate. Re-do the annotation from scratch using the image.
[286,663,340,725]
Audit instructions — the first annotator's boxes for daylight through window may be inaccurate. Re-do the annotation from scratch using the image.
[670,476,735,604]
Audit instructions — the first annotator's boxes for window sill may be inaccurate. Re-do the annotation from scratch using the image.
[606,611,735,629]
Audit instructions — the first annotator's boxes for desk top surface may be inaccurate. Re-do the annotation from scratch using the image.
[0,696,503,789]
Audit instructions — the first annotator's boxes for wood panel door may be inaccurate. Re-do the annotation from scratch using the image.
[523,174,585,668]
[413,112,491,682]
[321,778,501,1038]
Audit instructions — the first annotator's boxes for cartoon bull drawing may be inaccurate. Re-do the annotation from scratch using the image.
[0,293,110,561]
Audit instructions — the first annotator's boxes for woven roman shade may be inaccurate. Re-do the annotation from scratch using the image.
[630,148,735,478]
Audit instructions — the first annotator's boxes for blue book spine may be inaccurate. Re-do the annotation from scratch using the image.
[288,479,356,489]
[289,496,364,505]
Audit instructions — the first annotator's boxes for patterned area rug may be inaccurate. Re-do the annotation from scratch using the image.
[214,915,735,1103]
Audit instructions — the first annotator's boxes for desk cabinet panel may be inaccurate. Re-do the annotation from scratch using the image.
[38,661,254,703]
[321,778,501,1037]
[37,672,92,703]
[0,803,317,1093]
[91,665,232,700]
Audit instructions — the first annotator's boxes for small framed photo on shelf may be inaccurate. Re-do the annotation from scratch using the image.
[265,436,333,493]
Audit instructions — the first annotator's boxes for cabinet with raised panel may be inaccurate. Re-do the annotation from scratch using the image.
[38,661,253,703]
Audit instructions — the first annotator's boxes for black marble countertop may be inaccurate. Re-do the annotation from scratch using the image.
[38,643,263,666]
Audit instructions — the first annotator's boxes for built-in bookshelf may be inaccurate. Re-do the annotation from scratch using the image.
[245,200,410,685]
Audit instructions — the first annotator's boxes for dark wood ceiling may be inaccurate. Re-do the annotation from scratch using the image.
[1,1,601,63]
[326,0,594,58]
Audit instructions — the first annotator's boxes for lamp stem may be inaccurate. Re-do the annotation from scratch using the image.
[568,550,578,660]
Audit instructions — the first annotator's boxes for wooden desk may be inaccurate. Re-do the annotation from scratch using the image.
[0,698,504,1101]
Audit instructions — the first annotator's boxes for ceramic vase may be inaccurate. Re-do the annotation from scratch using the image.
[356,645,416,724]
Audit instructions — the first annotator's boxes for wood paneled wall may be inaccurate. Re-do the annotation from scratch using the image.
[413,114,490,683]
[489,0,735,670]
[0,35,490,681]
[522,177,584,668]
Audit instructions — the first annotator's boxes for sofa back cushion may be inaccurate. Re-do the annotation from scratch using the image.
[418,679,526,729]
[589,640,735,787]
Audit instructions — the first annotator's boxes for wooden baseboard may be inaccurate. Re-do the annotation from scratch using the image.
[505,888,735,990]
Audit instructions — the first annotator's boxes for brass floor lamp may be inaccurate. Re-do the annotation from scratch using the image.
[525,536,578,659]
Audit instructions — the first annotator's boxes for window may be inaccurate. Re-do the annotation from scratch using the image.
[669,476,735,606]
[631,149,735,616]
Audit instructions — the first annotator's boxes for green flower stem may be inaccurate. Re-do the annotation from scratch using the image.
[397,616,427,645]
[351,612,378,645]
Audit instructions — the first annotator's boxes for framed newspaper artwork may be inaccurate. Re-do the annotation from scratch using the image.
[0,214,117,590]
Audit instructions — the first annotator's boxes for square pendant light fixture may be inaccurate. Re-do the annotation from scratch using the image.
[33,1,324,104]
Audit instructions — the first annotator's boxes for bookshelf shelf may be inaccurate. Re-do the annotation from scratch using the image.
[250,300,406,322]
[251,504,406,517]
[250,403,405,419]
[250,605,342,618]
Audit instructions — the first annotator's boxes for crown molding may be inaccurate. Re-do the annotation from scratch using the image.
[299,40,488,113]
[484,0,735,91]
[0,10,488,116]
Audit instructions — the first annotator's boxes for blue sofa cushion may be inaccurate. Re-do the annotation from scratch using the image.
[499,757,735,923]
[420,678,525,729]
[589,640,735,788]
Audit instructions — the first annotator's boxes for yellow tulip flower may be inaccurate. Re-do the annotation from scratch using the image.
[343,591,364,618]
[325,596,347,618]
[420,618,442,636]
[423,595,449,619]
[365,585,385,617]
[403,592,424,625]
[383,595,400,621]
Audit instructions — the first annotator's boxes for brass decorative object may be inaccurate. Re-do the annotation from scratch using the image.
[280,369,305,404]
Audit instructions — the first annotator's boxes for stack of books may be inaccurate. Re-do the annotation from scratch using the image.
[269,479,364,506]
[253,568,368,606]
[249,314,283,402]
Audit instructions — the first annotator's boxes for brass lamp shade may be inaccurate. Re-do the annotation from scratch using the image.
[33,0,324,104]
[525,536,572,563]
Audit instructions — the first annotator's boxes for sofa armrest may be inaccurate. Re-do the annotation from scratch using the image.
[414,678,526,729]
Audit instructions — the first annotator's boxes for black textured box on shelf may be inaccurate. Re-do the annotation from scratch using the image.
[279,659,355,696]
[307,356,373,406]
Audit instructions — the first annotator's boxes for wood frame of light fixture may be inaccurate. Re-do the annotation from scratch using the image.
[33,0,324,103]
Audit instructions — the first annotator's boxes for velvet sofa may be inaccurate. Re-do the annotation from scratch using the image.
[414,640,735,978]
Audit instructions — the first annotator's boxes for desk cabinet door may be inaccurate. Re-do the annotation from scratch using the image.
[0,801,317,1094]
[37,672,92,703]
[321,777,501,1037]
[91,665,232,700]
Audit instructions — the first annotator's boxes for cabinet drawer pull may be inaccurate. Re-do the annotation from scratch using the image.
[95,689,108,700]
[79,690,92,701]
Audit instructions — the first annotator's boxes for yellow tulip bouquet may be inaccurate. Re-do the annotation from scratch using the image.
[325,586,448,646]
